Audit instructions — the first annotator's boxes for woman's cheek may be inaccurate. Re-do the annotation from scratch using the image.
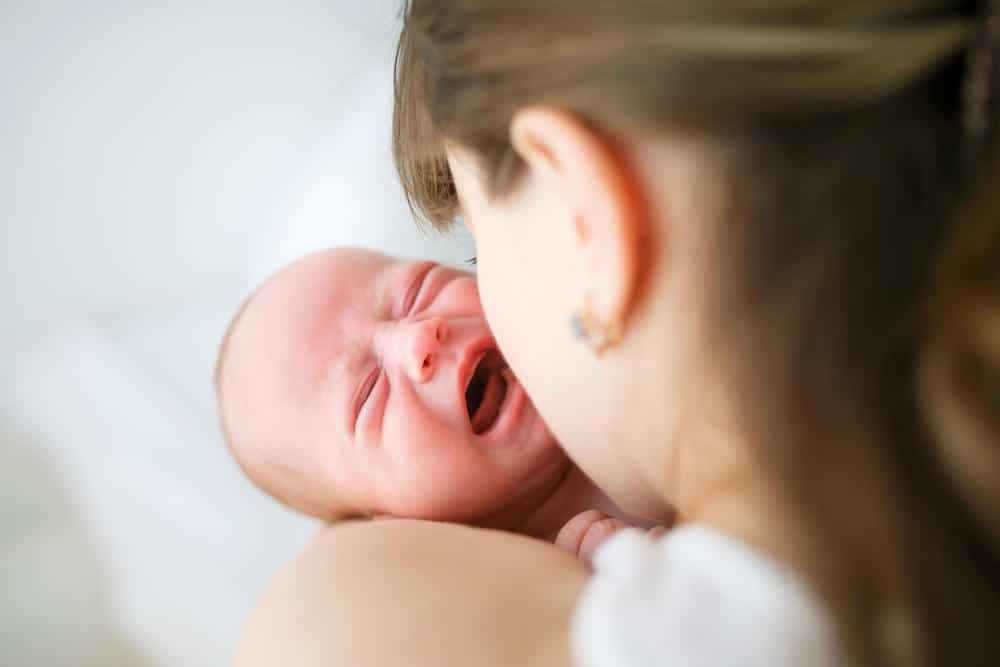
[480,260,534,379]
[477,259,518,351]
[475,260,503,334]
[474,210,547,369]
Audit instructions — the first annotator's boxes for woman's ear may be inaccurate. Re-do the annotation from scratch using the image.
[510,108,644,335]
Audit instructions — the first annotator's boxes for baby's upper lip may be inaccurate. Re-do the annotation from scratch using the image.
[456,334,499,426]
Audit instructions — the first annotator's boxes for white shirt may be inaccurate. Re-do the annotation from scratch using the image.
[571,525,846,667]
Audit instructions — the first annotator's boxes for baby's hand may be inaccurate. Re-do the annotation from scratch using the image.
[555,510,667,568]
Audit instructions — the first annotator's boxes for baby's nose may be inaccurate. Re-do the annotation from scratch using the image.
[396,316,449,383]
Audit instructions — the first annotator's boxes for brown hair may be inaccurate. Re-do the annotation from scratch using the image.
[393,1,1000,665]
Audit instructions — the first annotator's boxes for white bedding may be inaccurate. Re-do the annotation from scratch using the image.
[9,304,317,667]
[4,51,475,666]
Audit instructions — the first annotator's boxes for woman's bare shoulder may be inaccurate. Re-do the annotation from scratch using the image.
[236,519,588,667]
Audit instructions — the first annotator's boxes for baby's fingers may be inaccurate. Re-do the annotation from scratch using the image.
[555,510,632,568]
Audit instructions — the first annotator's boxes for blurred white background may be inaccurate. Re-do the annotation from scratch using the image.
[1,2,473,665]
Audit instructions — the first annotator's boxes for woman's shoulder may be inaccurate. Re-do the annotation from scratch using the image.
[236,519,588,667]
[572,524,846,667]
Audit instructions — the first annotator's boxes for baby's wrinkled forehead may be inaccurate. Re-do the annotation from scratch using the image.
[218,250,394,381]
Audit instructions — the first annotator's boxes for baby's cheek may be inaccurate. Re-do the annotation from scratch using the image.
[458,279,485,313]
[437,278,483,317]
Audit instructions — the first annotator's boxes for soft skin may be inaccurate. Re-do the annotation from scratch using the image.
[217,247,660,555]
[448,114,765,531]
[236,114,797,665]
[218,248,569,523]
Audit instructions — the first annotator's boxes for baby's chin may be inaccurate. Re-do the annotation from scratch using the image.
[378,453,570,525]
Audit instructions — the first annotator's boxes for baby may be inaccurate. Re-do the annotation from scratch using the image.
[215,247,664,562]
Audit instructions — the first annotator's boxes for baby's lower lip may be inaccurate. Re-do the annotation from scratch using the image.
[470,370,505,434]
[479,368,525,440]
[464,349,508,434]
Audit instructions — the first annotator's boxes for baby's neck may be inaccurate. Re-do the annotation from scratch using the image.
[474,464,632,541]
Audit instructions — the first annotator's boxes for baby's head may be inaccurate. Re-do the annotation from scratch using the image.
[215,248,567,521]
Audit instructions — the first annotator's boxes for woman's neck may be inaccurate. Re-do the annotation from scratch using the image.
[616,348,808,569]
[681,460,817,579]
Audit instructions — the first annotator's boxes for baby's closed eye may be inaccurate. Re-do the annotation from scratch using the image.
[353,367,381,429]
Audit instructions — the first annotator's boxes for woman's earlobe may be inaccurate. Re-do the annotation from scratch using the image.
[570,292,625,356]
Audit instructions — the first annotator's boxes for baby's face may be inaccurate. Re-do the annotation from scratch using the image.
[218,248,566,520]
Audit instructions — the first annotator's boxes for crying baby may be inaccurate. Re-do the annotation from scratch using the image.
[215,248,665,563]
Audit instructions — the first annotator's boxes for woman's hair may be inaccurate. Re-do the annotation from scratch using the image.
[393,2,1000,665]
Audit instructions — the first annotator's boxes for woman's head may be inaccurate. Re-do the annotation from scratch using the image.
[394,2,1000,665]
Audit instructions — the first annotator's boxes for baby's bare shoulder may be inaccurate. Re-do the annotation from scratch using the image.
[237,519,586,667]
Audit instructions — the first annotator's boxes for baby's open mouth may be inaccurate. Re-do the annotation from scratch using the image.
[465,350,509,435]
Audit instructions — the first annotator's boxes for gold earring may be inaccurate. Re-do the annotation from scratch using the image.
[570,295,623,355]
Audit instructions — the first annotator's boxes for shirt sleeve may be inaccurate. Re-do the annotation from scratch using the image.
[570,525,845,667]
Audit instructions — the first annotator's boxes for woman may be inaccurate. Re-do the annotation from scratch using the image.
[237,2,1000,665]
